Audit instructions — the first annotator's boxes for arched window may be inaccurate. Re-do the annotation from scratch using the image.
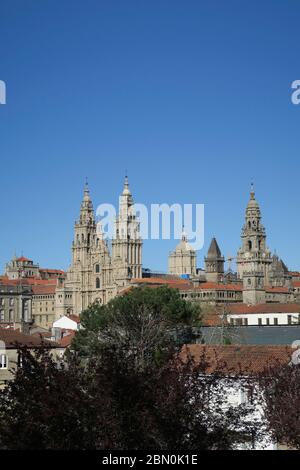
[81,234,84,242]
[95,264,100,273]
[248,221,251,229]
[96,278,100,289]
[248,240,252,251]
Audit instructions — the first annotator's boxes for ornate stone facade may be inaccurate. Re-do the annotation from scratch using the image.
[236,186,293,305]
[56,177,142,316]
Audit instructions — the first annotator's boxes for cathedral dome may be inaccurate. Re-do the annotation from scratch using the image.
[175,239,194,252]
[174,230,195,253]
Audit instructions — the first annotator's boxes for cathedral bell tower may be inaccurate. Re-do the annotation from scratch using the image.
[237,185,272,286]
[68,181,97,313]
[112,176,142,287]
[72,180,95,267]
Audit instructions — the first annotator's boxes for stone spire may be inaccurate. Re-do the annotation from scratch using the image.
[239,186,267,257]
[204,237,224,282]
[206,237,222,259]
[122,175,131,196]
[79,179,94,225]
[71,181,96,271]
[237,186,272,298]
[112,176,142,285]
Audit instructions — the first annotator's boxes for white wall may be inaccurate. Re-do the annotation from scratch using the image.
[52,316,78,331]
[229,312,300,326]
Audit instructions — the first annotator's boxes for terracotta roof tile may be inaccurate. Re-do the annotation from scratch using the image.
[195,282,242,291]
[39,268,65,274]
[58,331,76,348]
[67,314,80,324]
[0,329,59,349]
[16,257,31,262]
[180,344,292,374]
[289,271,300,277]
[0,276,57,288]
[265,287,290,293]
[220,303,300,315]
[32,284,56,295]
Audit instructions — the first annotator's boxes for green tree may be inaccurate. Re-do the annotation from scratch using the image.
[72,286,201,369]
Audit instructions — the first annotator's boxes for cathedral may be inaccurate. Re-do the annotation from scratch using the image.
[55,176,142,316]
[1,180,299,331]
[167,185,296,306]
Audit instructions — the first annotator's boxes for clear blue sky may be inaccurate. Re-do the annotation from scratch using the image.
[0,0,300,273]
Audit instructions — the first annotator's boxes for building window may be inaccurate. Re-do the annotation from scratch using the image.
[9,310,13,322]
[243,318,248,326]
[288,315,292,325]
[0,354,7,369]
[248,240,252,251]
[274,317,278,325]
[258,318,262,326]
[9,298,14,306]
[266,318,270,326]
[95,264,100,273]
[96,278,100,289]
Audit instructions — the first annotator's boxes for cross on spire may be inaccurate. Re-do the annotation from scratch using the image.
[250,181,255,199]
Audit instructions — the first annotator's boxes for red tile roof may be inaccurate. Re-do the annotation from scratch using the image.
[31,331,52,338]
[131,278,192,290]
[39,268,65,274]
[57,331,76,348]
[0,276,57,287]
[21,278,57,286]
[16,257,31,262]
[0,329,59,349]
[289,271,300,277]
[130,278,243,292]
[195,282,242,291]
[179,344,292,375]
[293,281,300,288]
[265,286,290,293]
[223,303,300,315]
[67,314,80,324]
[32,284,56,295]
[201,313,225,327]
[131,277,190,285]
